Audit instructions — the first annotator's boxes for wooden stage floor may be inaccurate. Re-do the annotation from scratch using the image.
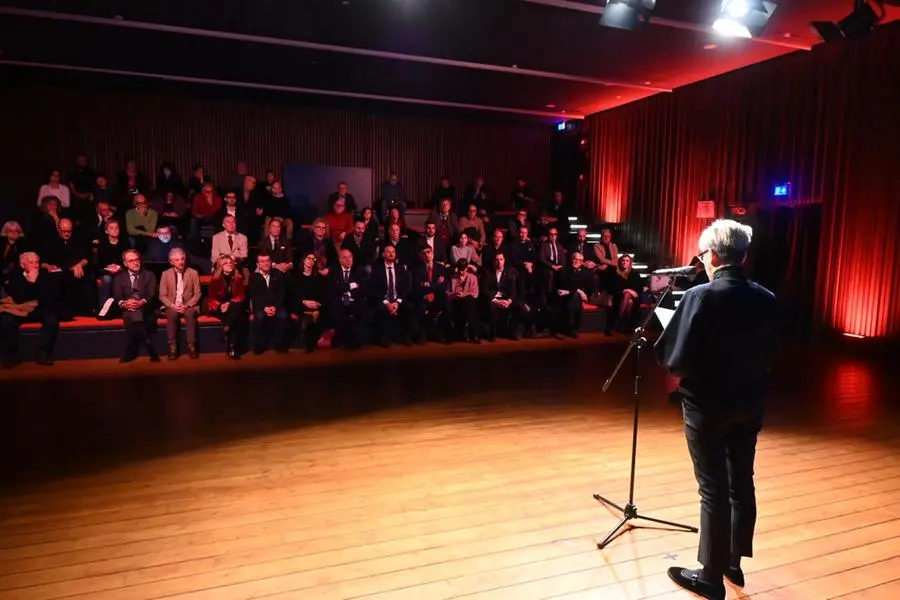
[1,336,899,599]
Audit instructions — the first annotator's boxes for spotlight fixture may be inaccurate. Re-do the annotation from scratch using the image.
[712,0,777,39]
[599,0,657,31]
[812,1,882,42]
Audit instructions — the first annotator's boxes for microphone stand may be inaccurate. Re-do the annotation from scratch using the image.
[593,274,698,549]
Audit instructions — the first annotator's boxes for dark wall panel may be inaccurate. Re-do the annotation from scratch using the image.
[0,81,551,221]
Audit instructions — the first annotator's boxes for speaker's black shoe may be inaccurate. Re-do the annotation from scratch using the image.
[666,567,725,600]
[725,566,745,587]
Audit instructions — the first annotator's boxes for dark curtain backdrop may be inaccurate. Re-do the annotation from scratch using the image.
[586,22,900,339]
[0,81,551,223]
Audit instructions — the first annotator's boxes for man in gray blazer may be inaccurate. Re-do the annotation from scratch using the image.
[159,248,202,359]
[112,249,159,363]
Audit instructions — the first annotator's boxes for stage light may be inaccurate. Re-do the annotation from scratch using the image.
[600,0,657,31]
[712,0,777,39]
[812,1,881,42]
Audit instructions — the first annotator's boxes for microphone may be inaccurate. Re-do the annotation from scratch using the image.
[652,265,699,276]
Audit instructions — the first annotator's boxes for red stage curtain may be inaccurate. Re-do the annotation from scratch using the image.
[585,23,900,339]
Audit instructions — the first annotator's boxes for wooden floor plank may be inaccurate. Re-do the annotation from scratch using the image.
[1,343,898,600]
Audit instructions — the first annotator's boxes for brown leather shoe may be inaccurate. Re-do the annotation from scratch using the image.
[188,343,199,359]
[167,344,178,361]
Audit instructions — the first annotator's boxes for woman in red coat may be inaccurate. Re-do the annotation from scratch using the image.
[207,255,246,359]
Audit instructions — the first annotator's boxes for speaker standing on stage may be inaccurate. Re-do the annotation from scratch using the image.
[654,219,778,600]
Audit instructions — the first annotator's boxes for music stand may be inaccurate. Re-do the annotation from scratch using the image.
[593,275,698,549]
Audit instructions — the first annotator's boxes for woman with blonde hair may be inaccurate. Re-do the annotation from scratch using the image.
[207,255,247,359]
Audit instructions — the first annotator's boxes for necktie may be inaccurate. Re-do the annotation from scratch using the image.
[344,269,349,284]
[387,265,395,301]
[227,234,233,251]
[342,270,351,306]
[425,265,434,303]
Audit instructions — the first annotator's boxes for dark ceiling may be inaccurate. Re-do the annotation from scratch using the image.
[1,0,897,119]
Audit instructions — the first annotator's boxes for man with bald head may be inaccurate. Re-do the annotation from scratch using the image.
[40,217,93,317]
[325,249,368,349]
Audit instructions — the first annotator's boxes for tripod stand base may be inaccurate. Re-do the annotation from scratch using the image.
[593,493,698,549]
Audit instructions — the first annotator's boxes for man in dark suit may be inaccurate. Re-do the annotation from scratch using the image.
[567,228,597,270]
[1,251,61,368]
[481,229,508,273]
[327,181,357,214]
[248,252,289,354]
[655,220,778,600]
[552,252,594,337]
[481,252,520,341]
[380,223,415,267]
[218,190,253,237]
[325,249,368,349]
[40,218,94,318]
[538,227,565,304]
[112,249,159,363]
[368,245,412,347]
[410,245,450,344]
[419,221,450,266]
[341,219,378,272]
[296,219,339,275]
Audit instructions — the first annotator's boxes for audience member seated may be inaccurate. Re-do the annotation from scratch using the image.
[551,252,593,338]
[606,254,646,336]
[427,198,460,246]
[37,169,71,210]
[33,196,64,243]
[260,217,294,273]
[298,219,338,276]
[430,176,456,211]
[410,245,449,344]
[144,225,181,264]
[383,206,407,237]
[218,189,252,237]
[40,218,93,318]
[341,219,378,273]
[240,175,265,234]
[66,154,97,219]
[458,204,486,252]
[159,248,202,360]
[512,177,539,216]
[359,207,380,239]
[1,221,27,288]
[594,227,620,290]
[378,172,405,219]
[211,215,249,270]
[1,251,61,368]
[294,252,325,352]
[420,221,449,265]
[380,223,415,266]
[207,254,246,360]
[224,160,249,195]
[152,189,189,236]
[326,249,367,350]
[186,164,213,199]
[91,175,116,209]
[95,220,130,310]
[191,182,222,241]
[262,181,294,241]
[85,201,114,247]
[537,191,569,239]
[450,232,478,273]
[155,161,186,196]
[463,175,489,212]
[508,209,531,241]
[327,181,357,214]
[538,226,565,304]
[262,170,277,195]
[125,194,159,253]
[116,156,151,205]
[482,252,520,341]
[482,229,508,273]
[567,228,597,270]
[324,196,354,248]
[510,225,536,287]
[113,249,159,363]
[248,253,289,355]
[448,258,480,344]
[369,245,412,347]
